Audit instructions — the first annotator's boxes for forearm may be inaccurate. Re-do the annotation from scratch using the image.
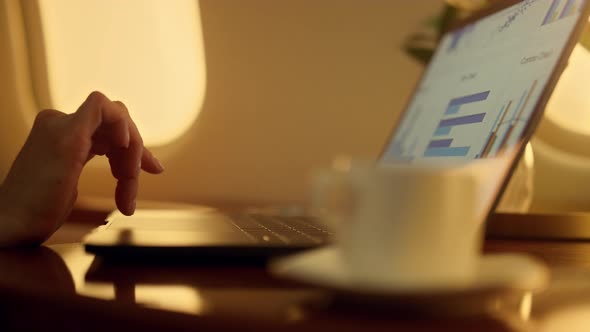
[0,184,49,248]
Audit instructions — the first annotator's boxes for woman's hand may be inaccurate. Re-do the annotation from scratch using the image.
[0,91,164,247]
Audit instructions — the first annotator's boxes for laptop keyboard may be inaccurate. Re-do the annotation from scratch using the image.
[230,214,333,245]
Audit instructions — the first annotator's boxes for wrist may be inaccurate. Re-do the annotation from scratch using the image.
[0,183,48,247]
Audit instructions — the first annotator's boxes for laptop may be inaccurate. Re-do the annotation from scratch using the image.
[84,0,590,259]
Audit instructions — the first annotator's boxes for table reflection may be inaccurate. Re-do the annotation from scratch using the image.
[0,245,75,294]
[83,251,319,319]
[6,242,588,332]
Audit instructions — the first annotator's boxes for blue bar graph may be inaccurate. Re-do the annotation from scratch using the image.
[542,0,580,25]
[496,80,539,153]
[478,104,507,157]
[543,0,561,25]
[446,91,490,115]
[434,113,485,137]
[491,105,507,130]
[446,105,461,115]
[507,90,528,124]
[560,0,577,18]
[427,89,490,158]
[434,126,452,136]
[424,147,470,157]
[428,139,453,149]
[448,92,491,107]
[438,113,486,128]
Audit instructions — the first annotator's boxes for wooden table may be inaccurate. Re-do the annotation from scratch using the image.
[3,209,590,331]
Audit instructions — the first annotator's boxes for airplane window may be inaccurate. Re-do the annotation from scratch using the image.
[22,0,207,147]
[544,44,590,138]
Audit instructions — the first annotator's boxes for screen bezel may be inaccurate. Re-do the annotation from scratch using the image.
[378,0,590,223]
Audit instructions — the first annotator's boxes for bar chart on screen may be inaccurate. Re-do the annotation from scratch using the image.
[381,0,583,165]
[542,0,584,26]
[424,91,490,158]
[480,79,539,157]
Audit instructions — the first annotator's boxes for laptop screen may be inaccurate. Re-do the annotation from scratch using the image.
[381,0,587,163]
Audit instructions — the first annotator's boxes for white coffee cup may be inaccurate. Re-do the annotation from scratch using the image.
[311,161,482,289]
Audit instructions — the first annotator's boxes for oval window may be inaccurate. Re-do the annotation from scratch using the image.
[544,44,590,137]
[23,0,207,147]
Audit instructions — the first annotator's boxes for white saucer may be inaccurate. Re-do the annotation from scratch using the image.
[270,246,549,306]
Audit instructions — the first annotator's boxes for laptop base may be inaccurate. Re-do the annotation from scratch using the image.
[487,212,590,240]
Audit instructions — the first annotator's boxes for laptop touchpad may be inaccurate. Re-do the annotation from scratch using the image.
[107,209,239,233]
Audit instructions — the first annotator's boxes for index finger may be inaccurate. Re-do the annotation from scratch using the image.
[74,91,130,149]
[107,102,144,216]
[74,92,141,215]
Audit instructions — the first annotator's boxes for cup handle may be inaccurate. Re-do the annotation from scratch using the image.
[309,170,356,231]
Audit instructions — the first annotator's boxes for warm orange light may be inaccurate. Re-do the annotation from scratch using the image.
[33,0,207,147]
[135,285,208,315]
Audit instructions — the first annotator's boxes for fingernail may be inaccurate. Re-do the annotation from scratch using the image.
[154,157,165,172]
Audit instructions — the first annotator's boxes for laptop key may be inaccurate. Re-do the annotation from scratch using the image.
[243,214,329,245]
[227,212,333,245]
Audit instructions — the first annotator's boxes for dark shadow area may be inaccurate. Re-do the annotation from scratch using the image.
[85,255,304,289]
[0,246,75,294]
